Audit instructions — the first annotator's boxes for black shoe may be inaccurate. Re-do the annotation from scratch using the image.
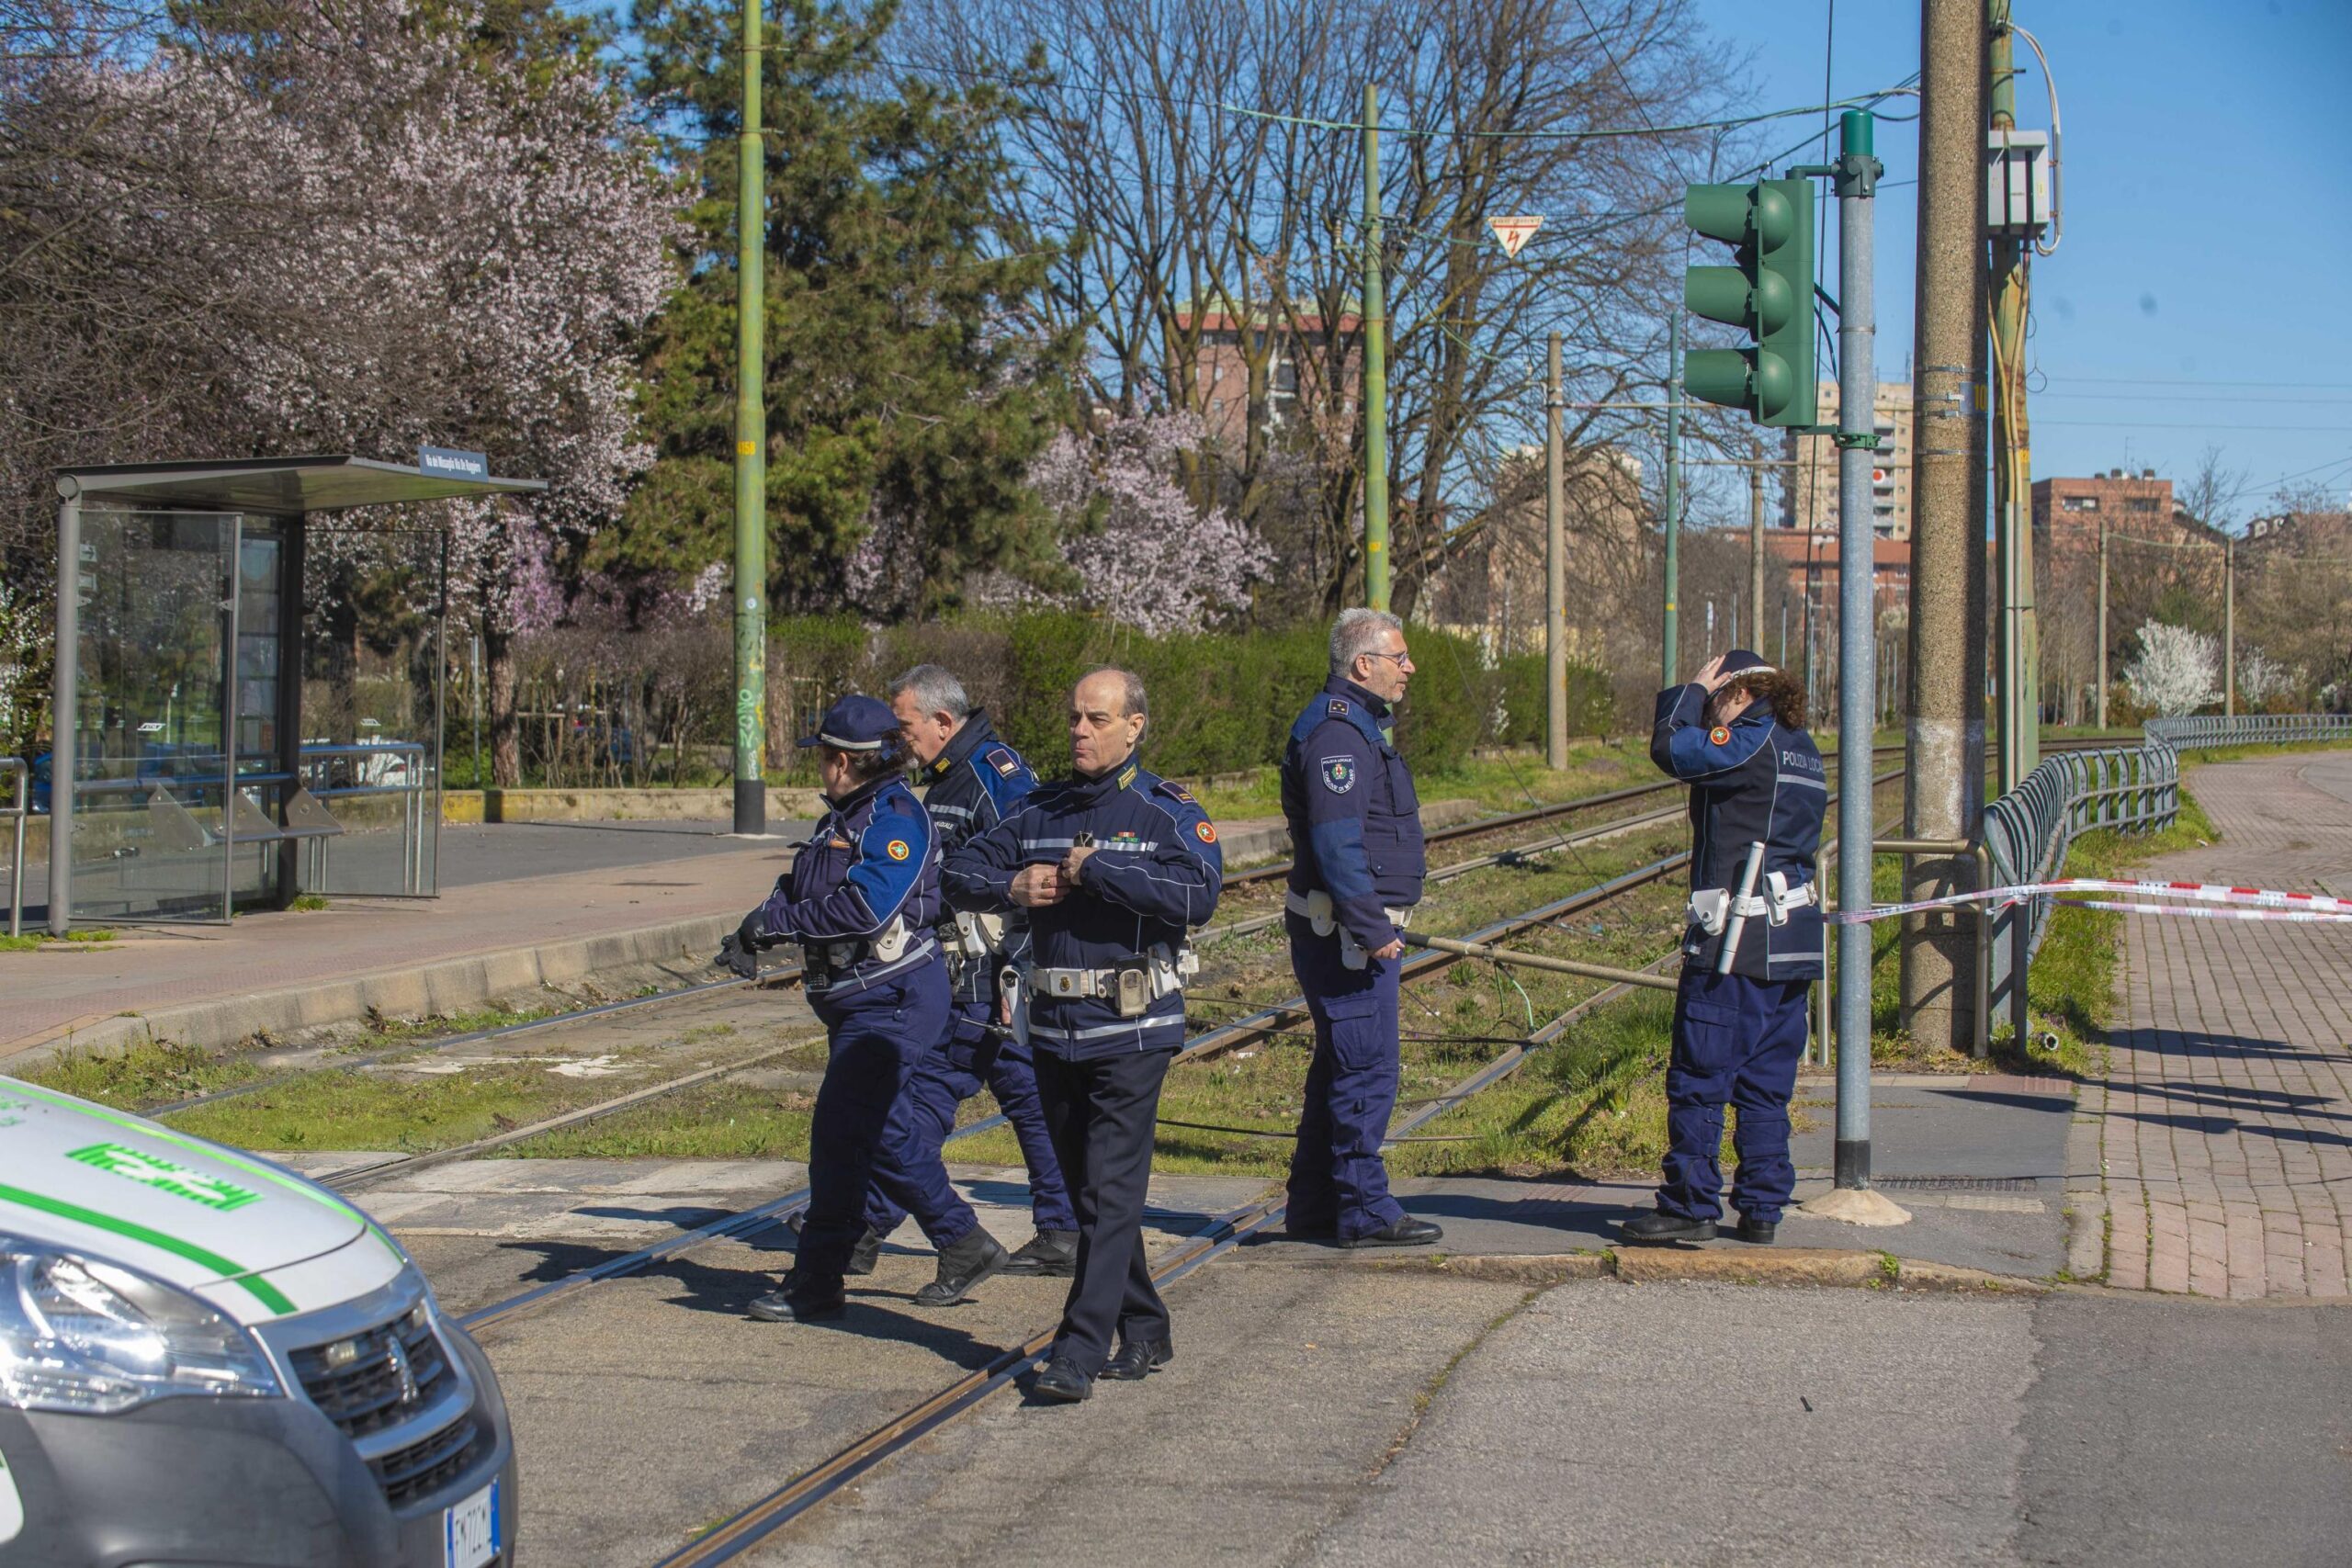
[747,1279,845,1322]
[1619,1210,1717,1245]
[1032,1358,1092,1404]
[1101,1337,1173,1381]
[1001,1228,1080,1277]
[1339,1216,1444,1249]
[914,1229,1009,1308]
[1735,1216,1778,1245]
[846,1227,883,1276]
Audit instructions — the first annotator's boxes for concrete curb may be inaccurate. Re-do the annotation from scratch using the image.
[10,913,736,1069]
[1372,1247,2045,1294]
[2064,1048,2110,1283]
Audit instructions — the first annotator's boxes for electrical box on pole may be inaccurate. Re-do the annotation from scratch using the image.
[1984,128,2051,236]
[1682,179,1820,429]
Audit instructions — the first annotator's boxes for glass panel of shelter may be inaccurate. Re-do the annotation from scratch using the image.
[298,525,444,899]
[69,510,239,923]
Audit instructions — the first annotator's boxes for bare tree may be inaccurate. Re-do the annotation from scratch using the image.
[895,0,1730,621]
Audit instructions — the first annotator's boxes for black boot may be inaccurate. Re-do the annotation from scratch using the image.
[1620,1210,1717,1245]
[1001,1228,1080,1277]
[846,1227,883,1276]
[1339,1216,1443,1249]
[1735,1215,1778,1245]
[747,1272,845,1323]
[1101,1337,1173,1381]
[1032,1357,1092,1404]
[914,1228,1010,1307]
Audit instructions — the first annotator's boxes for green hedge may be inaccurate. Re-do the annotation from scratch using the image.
[771,611,1605,783]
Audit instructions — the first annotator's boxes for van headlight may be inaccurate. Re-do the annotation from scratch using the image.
[0,1238,281,1414]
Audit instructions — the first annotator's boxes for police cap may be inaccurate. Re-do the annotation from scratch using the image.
[796,694,899,751]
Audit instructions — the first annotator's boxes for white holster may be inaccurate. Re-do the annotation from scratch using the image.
[1762,870,1819,927]
[1285,889,1416,971]
[953,909,1007,958]
[1686,888,1729,935]
[870,914,911,963]
[999,963,1031,1048]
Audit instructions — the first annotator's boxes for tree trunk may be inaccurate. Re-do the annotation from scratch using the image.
[486,627,521,788]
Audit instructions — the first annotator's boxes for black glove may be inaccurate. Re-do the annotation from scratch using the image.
[716,909,766,979]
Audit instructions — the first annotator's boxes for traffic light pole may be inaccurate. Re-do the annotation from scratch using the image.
[2096,513,2109,728]
[1831,109,1883,1196]
[730,0,767,837]
[1661,312,1681,687]
[1362,83,1391,613]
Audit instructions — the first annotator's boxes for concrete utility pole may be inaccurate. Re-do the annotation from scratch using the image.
[1749,435,1768,649]
[1832,109,1884,1194]
[1362,83,1391,612]
[1988,2,2040,791]
[730,0,767,836]
[1545,333,1568,768]
[1661,312,1682,686]
[2096,513,2109,728]
[1900,0,1991,1055]
[2223,536,2236,716]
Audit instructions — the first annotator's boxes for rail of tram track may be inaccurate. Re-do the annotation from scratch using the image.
[435,761,1904,1333]
[143,737,1981,1124]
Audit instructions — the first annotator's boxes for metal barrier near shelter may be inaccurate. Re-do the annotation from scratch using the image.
[3,756,27,937]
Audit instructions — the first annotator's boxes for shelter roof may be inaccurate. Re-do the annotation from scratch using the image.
[55,456,544,515]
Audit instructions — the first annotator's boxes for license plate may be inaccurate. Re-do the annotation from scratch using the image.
[444,1478,500,1568]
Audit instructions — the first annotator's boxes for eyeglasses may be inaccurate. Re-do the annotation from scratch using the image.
[1361,649,1412,668]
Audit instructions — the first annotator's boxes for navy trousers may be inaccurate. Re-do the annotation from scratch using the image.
[864,999,1076,1245]
[1284,914,1408,1242]
[792,965,951,1286]
[1659,968,1811,1224]
[1033,1044,1173,1376]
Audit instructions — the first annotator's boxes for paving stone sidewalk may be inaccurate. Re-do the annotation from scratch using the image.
[2101,750,2352,1299]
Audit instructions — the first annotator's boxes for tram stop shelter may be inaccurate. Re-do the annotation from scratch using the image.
[47,456,544,934]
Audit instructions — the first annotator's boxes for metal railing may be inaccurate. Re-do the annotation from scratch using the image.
[2,757,26,938]
[2146,713,2352,749]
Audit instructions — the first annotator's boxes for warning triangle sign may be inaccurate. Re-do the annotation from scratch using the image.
[1487,215,1544,258]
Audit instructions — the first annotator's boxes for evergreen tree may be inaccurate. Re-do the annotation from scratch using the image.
[614,0,1074,615]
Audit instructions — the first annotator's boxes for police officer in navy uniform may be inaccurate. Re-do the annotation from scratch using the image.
[841,665,1077,1297]
[1623,650,1826,1246]
[944,667,1221,1403]
[716,695,953,1322]
[1280,608,1443,1249]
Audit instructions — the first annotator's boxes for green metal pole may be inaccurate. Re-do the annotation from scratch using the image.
[1662,310,1682,686]
[1362,82,1390,612]
[1988,2,2036,788]
[731,0,767,835]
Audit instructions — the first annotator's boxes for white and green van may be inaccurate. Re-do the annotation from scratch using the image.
[0,1078,514,1567]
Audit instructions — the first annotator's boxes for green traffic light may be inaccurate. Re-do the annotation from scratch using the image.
[1679,177,1817,427]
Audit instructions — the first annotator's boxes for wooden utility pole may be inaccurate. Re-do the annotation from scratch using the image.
[729,0,768,836]
[1988,1,2040,789]
[1900,0,1991,1055]
[1545,334,1568,766]
[2096,513,2109,728]
[2223,536,2236,716]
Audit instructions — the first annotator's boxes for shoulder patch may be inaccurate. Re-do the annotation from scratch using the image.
[984,746,1020,777]
[1156,779,1195,805]
[1319,755,1358,795]
[886,838,910,862]
[1708,725,1732,747]
[1194,820,1217,844]
[1327,697,1350,716]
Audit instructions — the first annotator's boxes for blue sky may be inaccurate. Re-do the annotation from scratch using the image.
[1694,0,2352,519]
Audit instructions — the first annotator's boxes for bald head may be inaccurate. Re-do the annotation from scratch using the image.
[1069,667,1148,778]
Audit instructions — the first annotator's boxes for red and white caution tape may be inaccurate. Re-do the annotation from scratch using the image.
[1828,877,2352,926]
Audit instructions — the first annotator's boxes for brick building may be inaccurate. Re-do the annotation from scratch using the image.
[2031,467,2184,558]
[1761,532,1911,619]
[1179,303,1360,449]
[1780,379,1914,539]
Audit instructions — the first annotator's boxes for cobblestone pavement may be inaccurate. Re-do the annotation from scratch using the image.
[2101,750,2352,1299]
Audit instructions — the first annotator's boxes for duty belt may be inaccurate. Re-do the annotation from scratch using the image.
[1685,874,1817,935]
[1031,945,1198,1002]
[1283,888,1416,931]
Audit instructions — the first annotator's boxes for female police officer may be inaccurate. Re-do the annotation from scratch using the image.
[716,694,953,1322]
[1623,649,1826,1247]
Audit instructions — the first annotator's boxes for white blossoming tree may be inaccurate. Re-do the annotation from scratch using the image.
[2122,619,2221,717]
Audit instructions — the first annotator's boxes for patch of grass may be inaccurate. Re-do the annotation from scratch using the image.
[288,894,330,912]
[60,928,116,942]
[339,1002,565,1050]
[501,1075,819,1158]
[0,933,37,953]
[20,1038,272,1110]
[1192,740,1655,823]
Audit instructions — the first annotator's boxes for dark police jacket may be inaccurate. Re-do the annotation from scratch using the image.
[758,774,944,996]
[1282,676,1427,951]
[914,710,1037,1007]
[1650,683,1826,981]
[944,755,1222,1060]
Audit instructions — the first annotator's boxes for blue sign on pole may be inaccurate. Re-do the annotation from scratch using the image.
[419,446,490,480]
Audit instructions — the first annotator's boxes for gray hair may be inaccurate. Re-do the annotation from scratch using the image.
[1329,608,1405,679]
[889,663,970,721]
[1078,665,1148,719]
